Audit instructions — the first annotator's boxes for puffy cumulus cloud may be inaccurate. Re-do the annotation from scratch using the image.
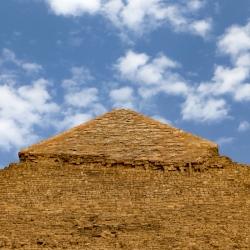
[0,49,105,152]
[198,65,250,97]
[187,0,205,11]
[116,50,186,97]
[213,22,250,101]
[181,95,228,122]
[116,51,181,85]
[115,50,231,123]
[0,49,60,151]
[234,84,250,101]
[0,50,108,151]
[0,80,59,151]
[190,19,212,38]
[109,86,135,109]
[0,119,37,151]
[46,0,101,16]
[44,0,212,38]
[117,50,149,80]
[238,121,250,132]
[110,22,250,122]
[218,22,250,58]
[181,22,250,122]
[197,21,250,103]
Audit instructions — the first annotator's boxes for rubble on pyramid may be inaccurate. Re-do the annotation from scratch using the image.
[19,109,233,172]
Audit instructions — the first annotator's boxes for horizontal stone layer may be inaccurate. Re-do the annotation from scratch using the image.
[18,151,231,172]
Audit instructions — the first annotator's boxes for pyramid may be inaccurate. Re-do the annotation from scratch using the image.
[0,109,249,249]
[19,109,221,171]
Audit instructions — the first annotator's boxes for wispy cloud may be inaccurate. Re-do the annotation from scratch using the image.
[58,66,107,130]
[109,86,135,109]
[216,137,234,146]
[0,48,43,75]
[238,121,250,132]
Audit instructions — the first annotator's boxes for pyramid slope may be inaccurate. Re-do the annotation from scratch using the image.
[1,111,249,249]
[19,109,219,169]
[0,161,249,249]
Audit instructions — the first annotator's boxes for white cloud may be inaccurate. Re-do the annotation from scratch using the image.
[44,0,212,38]
[117,50,149,79]
[0,49,60,151]
[109,86,135,109]
[0,48,43,75]
[197,21,250,103]
[116,50,190,101]
[0,81,59,151]
[213,66,249,95]
[238,121,250,132]
[57,65,107,130]
[116,50,231,122]
[61,66,102,110]
[198,65,250,97]
[109,86,134,102]
[0,119,38,151]
[115,33,250,122]
[0,49,19,64]
[62,66,93,89]
[57,113,93,130]
[21,63,43,74]
[116,50,179,86]
[159,80,189,96]
[0,50,107,152]
[218,22,250,58]
[46,0,101,16]
[236,53,250,67]
[64,88,99,108]
[234,84,250,101]
[187,0,205,11]
[181,95,228,122]
[190,19,212,38]
[216,137,234,146]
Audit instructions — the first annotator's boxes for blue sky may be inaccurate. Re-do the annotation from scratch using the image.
[0,0,250,167]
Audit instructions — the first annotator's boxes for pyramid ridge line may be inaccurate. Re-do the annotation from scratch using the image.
[20,108,217,154]
[107,109,218,148]
[20,109,118,153]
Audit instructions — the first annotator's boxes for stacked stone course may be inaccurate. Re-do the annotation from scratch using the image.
[19,109,223,172]
[0,109,249,249]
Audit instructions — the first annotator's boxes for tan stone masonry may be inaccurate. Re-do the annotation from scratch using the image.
[0,109,249,249]
[19,109,223,172]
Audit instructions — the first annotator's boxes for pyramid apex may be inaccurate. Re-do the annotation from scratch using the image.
[105,108,145,116]
[19,109,220,171]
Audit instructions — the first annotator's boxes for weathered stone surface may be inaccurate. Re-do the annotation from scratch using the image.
[19,109,220,171]
[0,162,249,249]
[0,109,249,249]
